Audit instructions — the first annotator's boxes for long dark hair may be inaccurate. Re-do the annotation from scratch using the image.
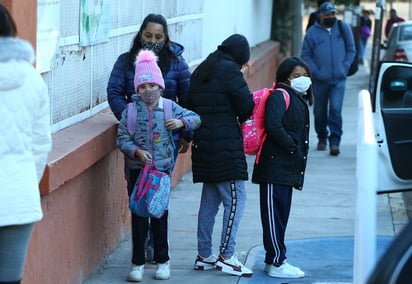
[276,56,314,106]
[0,4,17,37]
[127,14,176,74]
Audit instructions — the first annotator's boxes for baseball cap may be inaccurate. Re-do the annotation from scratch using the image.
[319,2,336,15]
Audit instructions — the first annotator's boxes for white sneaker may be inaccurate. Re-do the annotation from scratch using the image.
[154,260,170,280]
[215,255,253,277]
[127,264,144,282]
[194,254,218,270]
[267,261,305,278]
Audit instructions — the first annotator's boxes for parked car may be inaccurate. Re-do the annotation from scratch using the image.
[371,62,412,192]
[366,61,412,283]
[382,21,412,62]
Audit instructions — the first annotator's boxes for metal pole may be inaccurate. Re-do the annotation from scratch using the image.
[368,0,385,109]
[292,0,303,56]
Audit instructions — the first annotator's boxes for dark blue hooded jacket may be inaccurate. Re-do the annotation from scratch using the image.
[107,42,191,120]
[301,20,356,84]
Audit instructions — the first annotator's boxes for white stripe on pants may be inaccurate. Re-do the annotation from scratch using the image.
[259,183,292,266]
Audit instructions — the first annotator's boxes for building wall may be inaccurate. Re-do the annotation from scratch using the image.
[34,0,273,133]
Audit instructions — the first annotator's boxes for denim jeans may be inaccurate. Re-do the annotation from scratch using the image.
[311,79,346,145]
[358,36,368,62]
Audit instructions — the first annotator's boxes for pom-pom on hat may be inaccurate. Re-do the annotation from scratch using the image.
[134,49,165,92]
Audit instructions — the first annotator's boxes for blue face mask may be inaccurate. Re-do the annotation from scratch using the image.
[140,39,165,54]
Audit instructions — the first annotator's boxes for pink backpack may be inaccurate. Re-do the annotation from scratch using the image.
[242,86,289,163]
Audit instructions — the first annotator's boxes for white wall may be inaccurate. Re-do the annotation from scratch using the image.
[202,0,273,58]
[39,0,273,132]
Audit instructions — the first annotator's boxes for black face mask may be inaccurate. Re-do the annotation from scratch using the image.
[140,39,165,54]
[323,17,337,28]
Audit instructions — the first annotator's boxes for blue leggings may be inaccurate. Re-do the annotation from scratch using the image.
[0,223,34,282]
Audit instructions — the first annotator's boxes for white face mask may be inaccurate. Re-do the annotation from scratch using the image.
[290,76,311,93]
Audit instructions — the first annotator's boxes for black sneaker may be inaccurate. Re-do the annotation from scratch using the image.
[317,140,327,151]
[330,144,340,156]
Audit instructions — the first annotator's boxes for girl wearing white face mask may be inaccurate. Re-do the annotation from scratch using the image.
[252,57,313,279]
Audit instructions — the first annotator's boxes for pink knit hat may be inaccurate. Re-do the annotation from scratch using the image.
[134,49,165,92]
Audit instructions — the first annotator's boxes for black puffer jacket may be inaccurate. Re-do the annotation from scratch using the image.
[252,84,310,190]
[187,54,254,183]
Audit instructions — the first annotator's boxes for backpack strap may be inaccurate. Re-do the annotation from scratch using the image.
[338,20,349,48]
[162,98,176,149]
[163,98,173,120]
[127,101,137,135]
[255,87,290,164]
[127,98,176,148]
[274,88,290,110]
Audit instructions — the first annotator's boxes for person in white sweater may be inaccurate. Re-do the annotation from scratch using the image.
[0,5,52,284]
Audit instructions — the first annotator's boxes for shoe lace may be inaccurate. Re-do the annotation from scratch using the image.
[282,262,301,273]
[131,264,144,272]
[228,256,243,267]
[157,262,169,271]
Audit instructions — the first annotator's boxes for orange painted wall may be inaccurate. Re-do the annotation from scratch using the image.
[21,41,283,283]
[24,150,129,283]
[4,0,37,52]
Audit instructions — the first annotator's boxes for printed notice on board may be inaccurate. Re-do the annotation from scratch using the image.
[79,0,110,46]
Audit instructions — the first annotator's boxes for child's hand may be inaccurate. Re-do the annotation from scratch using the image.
[165,119,184,130]
[135,149,152,164]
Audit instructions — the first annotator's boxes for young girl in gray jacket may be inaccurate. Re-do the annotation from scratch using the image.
[116,50,200,281]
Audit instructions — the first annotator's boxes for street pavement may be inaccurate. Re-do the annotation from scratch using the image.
[84,63,409,284]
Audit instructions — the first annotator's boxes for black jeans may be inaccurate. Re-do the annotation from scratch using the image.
[128,170,169,265]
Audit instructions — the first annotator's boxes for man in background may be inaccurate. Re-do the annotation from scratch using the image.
[301,2,356,156]
[385,8,405,38]
[306,0,328,31]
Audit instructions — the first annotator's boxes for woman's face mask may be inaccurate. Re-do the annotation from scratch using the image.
[139,89,161,105]
[140,39,165,54]
[290,76,312,93]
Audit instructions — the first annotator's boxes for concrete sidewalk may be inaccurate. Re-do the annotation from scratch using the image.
[84,64,407,284]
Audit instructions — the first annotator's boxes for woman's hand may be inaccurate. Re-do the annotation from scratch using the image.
[178,138,190,153]
[135,149,152,164]
[165,119,184,130]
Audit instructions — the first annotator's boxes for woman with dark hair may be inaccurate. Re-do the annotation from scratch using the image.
[0,4,51,284]
[106,13,191,282]
[252,57,313,279]
[187,34,254,277]
[108,14,191,119]
[108,13,192,156]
